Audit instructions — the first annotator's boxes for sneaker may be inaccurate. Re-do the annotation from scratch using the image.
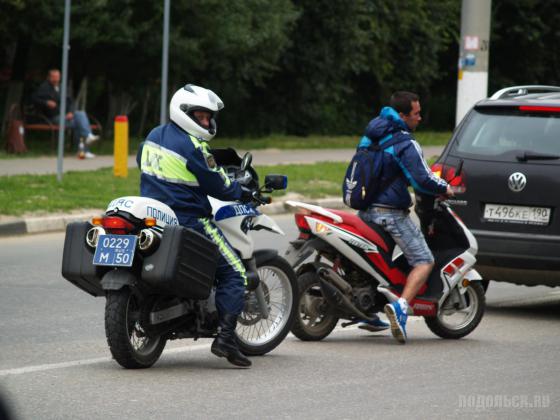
[85,133,100,146]
[384,301,408,343]
[84,151,96,159]
[358,315,389,332]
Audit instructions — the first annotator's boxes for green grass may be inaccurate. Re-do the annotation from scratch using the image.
[0,163,348,216]
[0,131,451,159]
[0,154,441,216]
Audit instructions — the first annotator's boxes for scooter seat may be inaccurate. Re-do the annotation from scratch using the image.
[328,209,395,254]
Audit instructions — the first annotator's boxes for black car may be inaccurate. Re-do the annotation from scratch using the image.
[433,85,560,287]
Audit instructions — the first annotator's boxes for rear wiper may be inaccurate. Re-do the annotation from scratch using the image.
[516,151,560,161]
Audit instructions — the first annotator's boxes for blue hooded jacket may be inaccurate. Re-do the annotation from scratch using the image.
[359,107,448,209]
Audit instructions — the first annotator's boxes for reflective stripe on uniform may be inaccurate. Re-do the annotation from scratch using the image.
[200,218,247,285]
[189,135,232,187]
[140,140,199,186]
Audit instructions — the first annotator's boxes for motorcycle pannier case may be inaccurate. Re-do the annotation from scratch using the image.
[142,225,219,299]
[61,222,107,297]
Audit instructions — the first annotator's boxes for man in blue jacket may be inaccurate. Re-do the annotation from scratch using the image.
[137,84,253,367]
[358,91,453,344]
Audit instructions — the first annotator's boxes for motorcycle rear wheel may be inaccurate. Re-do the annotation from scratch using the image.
[236,255,298,356]
[424,282,485,339]
[291,271,339,341]
[105,288,166,368]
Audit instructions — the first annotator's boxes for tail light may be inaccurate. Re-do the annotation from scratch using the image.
[443,257,465,276]
[431,163,466,194]
[92,216,135,234]
[519,105,560,113]
[294,212,311,239]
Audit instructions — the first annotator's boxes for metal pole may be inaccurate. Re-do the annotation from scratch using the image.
[160,0,170,124]
[57,0,72,182]
[455,0,492,126]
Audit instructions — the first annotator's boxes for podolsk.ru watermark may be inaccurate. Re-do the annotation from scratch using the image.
[459,394,551,410]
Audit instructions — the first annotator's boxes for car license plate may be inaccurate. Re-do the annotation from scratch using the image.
[483,204,551,226]
[93,234,137,267]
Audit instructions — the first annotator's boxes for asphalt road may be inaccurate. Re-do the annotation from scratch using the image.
[1,216,559,420]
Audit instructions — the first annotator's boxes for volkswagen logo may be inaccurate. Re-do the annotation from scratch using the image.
[508,172,527,192]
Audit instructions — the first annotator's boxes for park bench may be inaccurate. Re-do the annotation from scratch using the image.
[7,103,103,150]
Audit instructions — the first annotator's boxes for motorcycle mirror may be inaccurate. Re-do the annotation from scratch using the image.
[264,174,288,191]
[240,152,252,172]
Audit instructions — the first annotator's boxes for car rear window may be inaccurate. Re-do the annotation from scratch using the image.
[452,108,560,160]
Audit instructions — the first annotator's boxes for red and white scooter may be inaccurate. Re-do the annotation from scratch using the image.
[284,191,485,341]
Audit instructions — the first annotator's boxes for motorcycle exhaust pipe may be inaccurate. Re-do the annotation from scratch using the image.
[317,268,374,322]
[138,229,160,254]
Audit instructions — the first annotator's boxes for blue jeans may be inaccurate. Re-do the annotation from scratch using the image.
[359,207,434,267]
[54,111,93,150]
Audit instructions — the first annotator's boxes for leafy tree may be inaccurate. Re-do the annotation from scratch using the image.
[490,0,560,90]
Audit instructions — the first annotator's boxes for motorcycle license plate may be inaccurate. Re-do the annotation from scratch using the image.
[93,234,137,267]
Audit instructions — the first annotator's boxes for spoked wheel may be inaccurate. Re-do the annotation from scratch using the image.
[425,282,485,339]
[105,288,166,368]
[236,256,297,356]
[291,271,339,341]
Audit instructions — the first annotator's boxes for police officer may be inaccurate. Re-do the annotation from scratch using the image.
[137,84,252,367]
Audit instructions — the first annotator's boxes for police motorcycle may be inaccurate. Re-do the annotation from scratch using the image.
[284,178,485,342]
[61,149,298,368]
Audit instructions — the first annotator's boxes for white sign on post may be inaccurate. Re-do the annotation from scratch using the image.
[464,36,479,51]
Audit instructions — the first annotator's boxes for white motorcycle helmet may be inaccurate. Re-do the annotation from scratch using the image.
[169,84,224,141]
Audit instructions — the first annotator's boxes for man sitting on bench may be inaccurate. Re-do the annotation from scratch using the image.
[31,68,99,159]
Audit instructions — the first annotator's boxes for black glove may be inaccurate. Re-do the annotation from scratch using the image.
[240,186,254,203]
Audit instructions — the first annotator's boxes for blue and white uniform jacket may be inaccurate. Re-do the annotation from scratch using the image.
[137,122,242,224]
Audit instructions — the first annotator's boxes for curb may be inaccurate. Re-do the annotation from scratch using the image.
[0,197,348,238]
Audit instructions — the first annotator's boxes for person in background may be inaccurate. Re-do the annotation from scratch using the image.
[31,68,99,159]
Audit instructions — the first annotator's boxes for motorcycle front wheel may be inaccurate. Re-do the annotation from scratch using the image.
[236,255,297,356]
[105,288,166,368]
[424,282,485,339]
[290,271,339,341]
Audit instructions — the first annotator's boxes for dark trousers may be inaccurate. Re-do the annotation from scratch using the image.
[183,216,246,315]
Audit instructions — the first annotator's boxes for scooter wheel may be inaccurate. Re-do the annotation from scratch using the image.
[424,281,485,339]
[291,271,339,341]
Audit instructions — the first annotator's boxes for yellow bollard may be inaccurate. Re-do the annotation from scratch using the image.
[114,115,129,177]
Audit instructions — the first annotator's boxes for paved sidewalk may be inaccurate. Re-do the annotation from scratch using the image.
[0,146,443,236]
[0,146,443,176]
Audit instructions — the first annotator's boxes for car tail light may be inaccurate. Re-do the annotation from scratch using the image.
[431,163,466,193]
[519,105,560,113]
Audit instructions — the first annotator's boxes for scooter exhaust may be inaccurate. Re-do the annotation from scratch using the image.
[317,268,374,321]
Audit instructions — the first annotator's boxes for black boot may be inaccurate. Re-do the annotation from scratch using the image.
[211,313,252,367]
